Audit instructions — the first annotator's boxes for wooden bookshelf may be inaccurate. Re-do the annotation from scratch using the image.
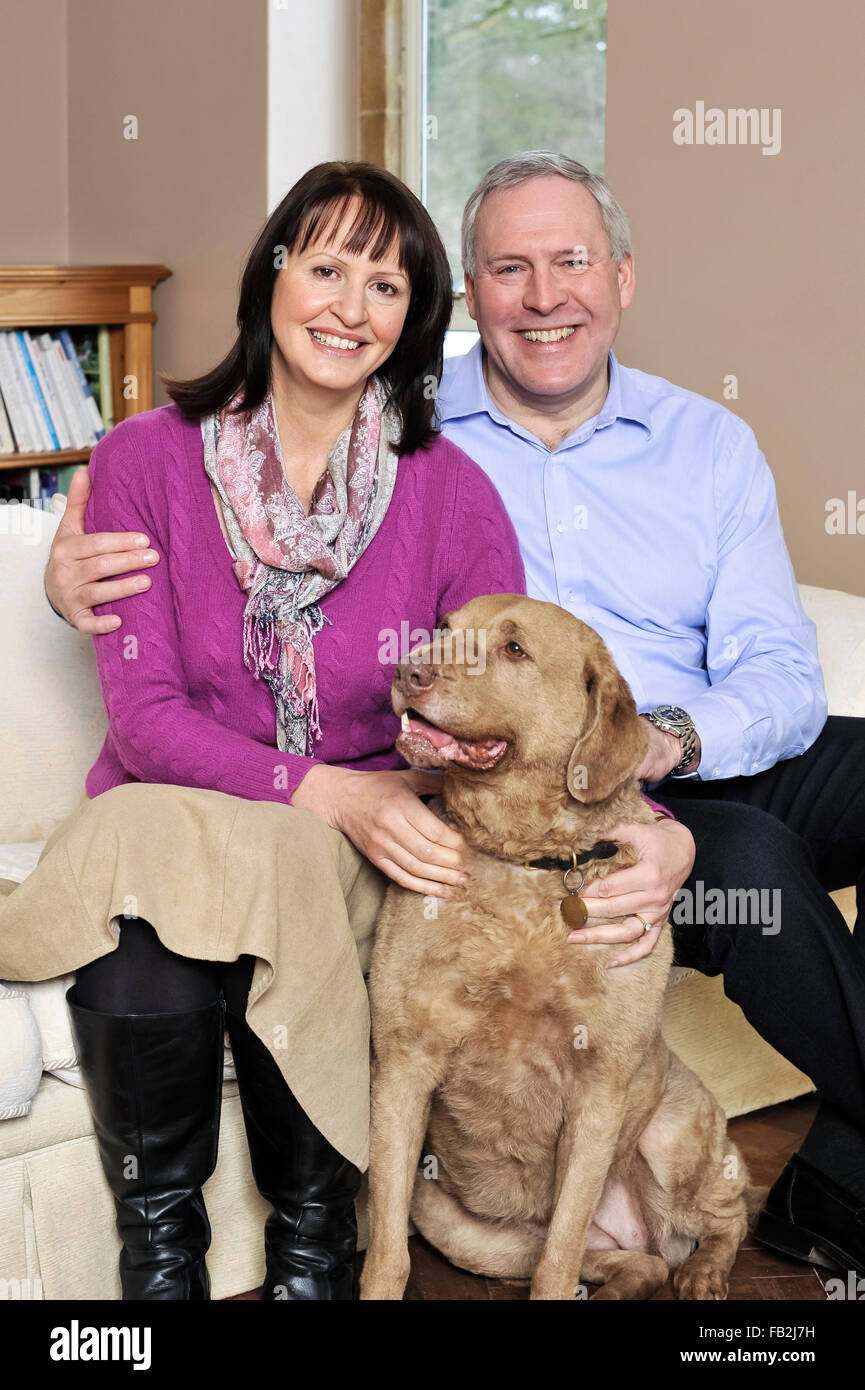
[0,264,171,472]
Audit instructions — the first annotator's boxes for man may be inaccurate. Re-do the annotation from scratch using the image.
[45,153,865,1278]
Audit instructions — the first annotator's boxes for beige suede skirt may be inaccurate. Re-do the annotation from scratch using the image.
[0,783,388,1170]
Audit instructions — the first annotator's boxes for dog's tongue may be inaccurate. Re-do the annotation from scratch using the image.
[399,714,508,771]
[408,717,456,751]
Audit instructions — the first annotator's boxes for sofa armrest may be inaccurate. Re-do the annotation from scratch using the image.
[798,583,865,717]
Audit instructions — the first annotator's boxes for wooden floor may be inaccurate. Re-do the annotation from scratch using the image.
[229,1095,834,1301]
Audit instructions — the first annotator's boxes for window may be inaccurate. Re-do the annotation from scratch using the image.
[424,1,607,288]
[360,0,607,332]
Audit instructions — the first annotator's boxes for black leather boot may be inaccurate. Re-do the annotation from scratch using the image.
[66,986,224,1300]
[754,1153,865,1278]
[224,1004,361,1300]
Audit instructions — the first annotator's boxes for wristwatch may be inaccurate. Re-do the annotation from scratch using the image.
[645,705,698,776]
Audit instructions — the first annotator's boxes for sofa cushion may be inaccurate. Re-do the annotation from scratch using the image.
[799,583,865,716]
[0,1070,241,1164]
[4,977,79,1080]
[0,986,43,1119]
[0,971,238,1094]
[0,844,45,884]
[0,503,107,843]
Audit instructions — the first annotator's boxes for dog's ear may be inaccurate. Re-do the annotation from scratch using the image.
[566,658,648,803]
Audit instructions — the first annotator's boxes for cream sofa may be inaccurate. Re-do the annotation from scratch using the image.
[0,500,862,1300]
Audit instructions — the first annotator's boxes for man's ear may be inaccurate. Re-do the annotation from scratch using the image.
[566,659,647,803]
[464,272,478,322]
[617,251,636,310]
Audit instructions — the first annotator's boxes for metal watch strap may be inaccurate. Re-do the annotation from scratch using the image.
[670,725,697,776]
[646,709,697,776]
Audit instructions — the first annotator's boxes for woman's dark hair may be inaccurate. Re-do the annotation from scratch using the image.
[163,161,453,454]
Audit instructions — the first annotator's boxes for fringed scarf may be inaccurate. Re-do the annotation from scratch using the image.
[201,375,400,756]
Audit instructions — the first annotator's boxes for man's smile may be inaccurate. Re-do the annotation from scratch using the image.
[519,325,579,343]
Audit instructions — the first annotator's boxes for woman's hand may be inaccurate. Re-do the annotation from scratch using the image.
[571,817,695,969]
[290,763,467,897]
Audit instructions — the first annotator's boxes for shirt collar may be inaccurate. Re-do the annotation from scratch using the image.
[437,342,653,443]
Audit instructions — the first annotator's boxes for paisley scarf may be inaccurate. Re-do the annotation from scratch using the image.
[201,375,400,756]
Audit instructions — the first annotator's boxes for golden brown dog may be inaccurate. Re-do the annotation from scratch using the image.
[360,594,755,1302]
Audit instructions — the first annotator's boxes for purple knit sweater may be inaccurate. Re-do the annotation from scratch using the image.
[84,404,528,804]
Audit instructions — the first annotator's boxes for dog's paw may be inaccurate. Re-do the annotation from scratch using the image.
[358,1255,411,1301]
[674,1261,729,1301]
[358,1278,408,1301]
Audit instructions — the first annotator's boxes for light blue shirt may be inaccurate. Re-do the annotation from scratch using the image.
[436,343,827,782]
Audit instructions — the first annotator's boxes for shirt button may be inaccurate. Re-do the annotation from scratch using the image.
[568,590,578,601]
[556,521,565,533]
[751,761,759,771]
[713,767,722,778]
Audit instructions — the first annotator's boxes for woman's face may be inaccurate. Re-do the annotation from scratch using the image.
[270,198,412,402]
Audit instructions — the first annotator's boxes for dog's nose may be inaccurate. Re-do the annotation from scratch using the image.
[400,662,437,691]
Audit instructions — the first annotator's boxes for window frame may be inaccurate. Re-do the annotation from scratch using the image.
[360,0,474,330]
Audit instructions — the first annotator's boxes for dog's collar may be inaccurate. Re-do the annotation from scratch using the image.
[523,840,619,873]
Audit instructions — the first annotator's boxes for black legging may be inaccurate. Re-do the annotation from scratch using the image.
[75,916,256,1018]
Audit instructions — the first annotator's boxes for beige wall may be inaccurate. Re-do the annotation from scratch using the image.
[2,0,861,594]
[607,0,865,595]
[0,0,69,262]
[67,0,268,400]
[1,0,359,405]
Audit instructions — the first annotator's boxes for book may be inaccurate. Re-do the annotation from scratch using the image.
[38,467,58,501]
[35,333,75,449]
[12,331,55,451]
[0,332,38,453]
[67,329,102,414]
[0,385,15,454]
[0,476,27,502]
[98,326,114,429]
[20,331,61,450]
[50,334,95,448]
[58,330,105,440]
[55,462,88,495]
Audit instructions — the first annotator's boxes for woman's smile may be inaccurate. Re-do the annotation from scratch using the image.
[307,326,370,355]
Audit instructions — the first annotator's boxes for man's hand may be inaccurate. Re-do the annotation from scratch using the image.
[44,468,160,633]
[636,717,700,783]
[570,817,696,969]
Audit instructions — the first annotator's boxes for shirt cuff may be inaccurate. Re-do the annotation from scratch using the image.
[683,691,750,782]
[642,793,674,821]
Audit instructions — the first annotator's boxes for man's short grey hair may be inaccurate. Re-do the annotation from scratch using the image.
[461,151,631,278]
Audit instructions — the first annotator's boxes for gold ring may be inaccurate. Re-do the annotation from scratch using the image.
[635,914,654,934]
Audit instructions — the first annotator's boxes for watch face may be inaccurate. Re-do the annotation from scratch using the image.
[655,705,688,725]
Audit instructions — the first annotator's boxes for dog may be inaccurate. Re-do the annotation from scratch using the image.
[359,594,756,1301]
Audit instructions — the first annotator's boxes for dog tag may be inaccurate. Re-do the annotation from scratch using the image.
[560,893,588,929]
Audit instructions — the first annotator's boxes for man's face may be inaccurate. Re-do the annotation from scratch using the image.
[464,175,634,408]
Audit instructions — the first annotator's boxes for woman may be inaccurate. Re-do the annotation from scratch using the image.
[0,162,691,1301]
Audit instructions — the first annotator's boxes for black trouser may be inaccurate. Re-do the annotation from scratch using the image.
[75,918,256,1018]
[661,715,865,1200]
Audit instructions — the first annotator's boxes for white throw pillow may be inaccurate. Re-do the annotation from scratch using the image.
[0,984,44,1117]
[1,974,237,1090]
